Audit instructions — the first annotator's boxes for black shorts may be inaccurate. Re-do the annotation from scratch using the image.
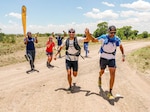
[66,60,78,71]
[46,52,53,56]
[100,58,116,69]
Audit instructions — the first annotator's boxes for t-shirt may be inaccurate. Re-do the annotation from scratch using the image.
[61,37,84,61]
[56,36,63,46]
[46,41,55,52]
[24,37,35,50]
[98,34,121,60]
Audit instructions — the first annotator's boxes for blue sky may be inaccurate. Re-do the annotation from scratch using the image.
[0,0,150,34]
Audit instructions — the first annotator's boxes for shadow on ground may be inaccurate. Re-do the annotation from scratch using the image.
[55,83,123,105]
[86,87,124,105]
[55,83,90,96]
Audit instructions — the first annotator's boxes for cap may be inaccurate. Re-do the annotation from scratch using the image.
[108,25,116,31]
[68,28,75,33]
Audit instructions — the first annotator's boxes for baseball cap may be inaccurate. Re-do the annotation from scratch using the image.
[108,25,116,31]
[68,28,75,33]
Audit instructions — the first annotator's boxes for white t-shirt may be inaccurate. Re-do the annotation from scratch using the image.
[62,37,84,61]
[98,34,121,60]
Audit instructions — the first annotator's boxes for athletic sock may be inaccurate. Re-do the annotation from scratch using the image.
[109,89,112,94]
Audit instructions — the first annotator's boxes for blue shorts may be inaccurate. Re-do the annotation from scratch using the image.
[99,58,116,69]
[84,42,89,51]
[66,60,78,72]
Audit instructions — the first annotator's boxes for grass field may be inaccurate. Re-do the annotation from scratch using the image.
[127,45,150,72]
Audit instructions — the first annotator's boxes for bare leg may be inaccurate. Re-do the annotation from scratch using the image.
[73,71,77,77]
[67,69,72,88]
[99,69,105,78]
[98,69,105,87]
[109,67,116,94]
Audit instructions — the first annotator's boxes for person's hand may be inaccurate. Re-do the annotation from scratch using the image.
[54,55,57,60]
[55,48,57,50]
[122,55,125,62]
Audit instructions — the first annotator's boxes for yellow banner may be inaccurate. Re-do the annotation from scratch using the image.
[22,5,26,37]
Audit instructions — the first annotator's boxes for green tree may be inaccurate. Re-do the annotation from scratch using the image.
[93,22,108,37]
[131,30,139,39]
[142,31,148,38]
[123,26,132,39]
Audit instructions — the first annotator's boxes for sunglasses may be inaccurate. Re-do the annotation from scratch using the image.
[110,32,116,34]
[69,31,75,33]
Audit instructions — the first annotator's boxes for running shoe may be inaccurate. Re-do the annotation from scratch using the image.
[107,92,115,100]
[68,86,72,91]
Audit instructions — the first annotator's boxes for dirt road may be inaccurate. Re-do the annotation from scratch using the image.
[0,41,150,112]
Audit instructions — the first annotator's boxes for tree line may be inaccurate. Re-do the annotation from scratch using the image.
[92,22,149,40]
[0,21,149,44]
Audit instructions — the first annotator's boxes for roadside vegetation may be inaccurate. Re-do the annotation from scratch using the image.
[0,22,150,72]
[127,45,150,73]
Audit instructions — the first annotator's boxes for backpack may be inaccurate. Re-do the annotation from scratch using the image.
[100,35,119,55]
[65,37,81,57]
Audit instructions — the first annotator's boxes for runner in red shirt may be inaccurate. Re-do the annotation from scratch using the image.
[46,36,55,68]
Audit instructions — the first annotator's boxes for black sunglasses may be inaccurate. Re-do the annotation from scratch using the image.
[110,32,116,34]
[69,31,75,33]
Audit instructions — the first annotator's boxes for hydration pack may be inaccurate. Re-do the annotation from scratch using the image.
[65,37,81,56]
[100,35,119,55]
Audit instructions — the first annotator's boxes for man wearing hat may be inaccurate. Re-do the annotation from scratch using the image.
[54,28,90,91]
[85,25,125,99]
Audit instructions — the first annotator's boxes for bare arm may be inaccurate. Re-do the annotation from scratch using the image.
[24,37,28,44]
[34,36,38,43]
[54,46,63,60]
[63,31,67,37]
[85,28,98,42]
[120,44,125,62]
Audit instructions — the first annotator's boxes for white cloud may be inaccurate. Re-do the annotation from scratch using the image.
[84,8,118,19]
[120,10,139,17]
[102,2,115,7]
[92,8,100,13]
[5,12,21,19]
[120,0,150,11]
[120,10,150,22]
[77,6,83,10]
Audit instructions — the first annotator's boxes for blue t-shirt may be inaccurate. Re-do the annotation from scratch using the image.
[25,37,35,50]
[98,34,121,54]
[56,36,63,46]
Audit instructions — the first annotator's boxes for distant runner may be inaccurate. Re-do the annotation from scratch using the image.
[24,31,38,70]
[55,33,64,58]
[54,28,90,91]
[83,34,90,57]
[86,26,125,99]
[46,36,56,68]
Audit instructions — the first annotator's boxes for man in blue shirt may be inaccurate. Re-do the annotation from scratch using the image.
[55,33,64,58]
[24,32,38,70]
[85,25,125,99]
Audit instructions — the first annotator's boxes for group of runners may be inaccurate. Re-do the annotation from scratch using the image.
[24,25,125,99]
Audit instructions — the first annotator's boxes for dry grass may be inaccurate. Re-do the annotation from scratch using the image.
[127,45,150,73]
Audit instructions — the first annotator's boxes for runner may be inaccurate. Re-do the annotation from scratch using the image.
[24,31,38,70]
[46,36,56,68]
[55,32,66,58]
[54,28,90,91]
[85,26,125,99]
[83,34,90,57]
